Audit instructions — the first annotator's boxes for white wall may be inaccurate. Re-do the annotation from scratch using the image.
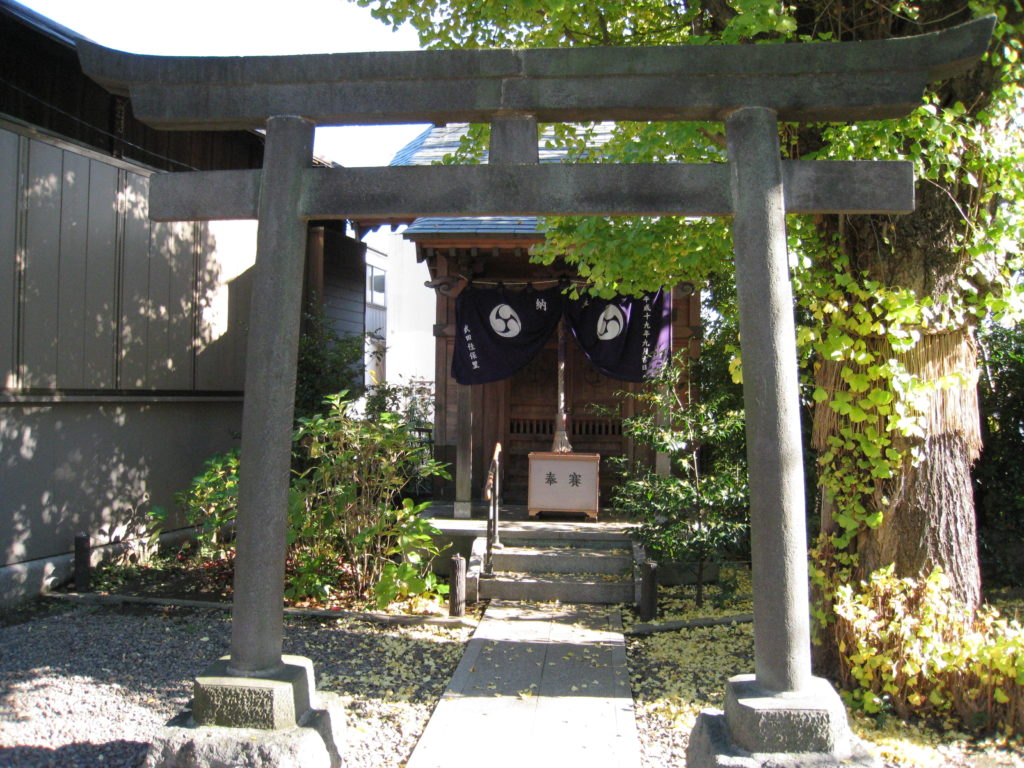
[362,228,436,387]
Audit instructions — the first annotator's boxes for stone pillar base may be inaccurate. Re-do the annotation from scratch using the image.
[454,500,473,519]
[686,675,879,768]
[144,691,345,768]
[193,654,315,729]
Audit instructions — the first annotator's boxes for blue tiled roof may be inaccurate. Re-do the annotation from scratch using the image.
[389,124,466,166]
[404,216,543,237]
[392,123,614,237]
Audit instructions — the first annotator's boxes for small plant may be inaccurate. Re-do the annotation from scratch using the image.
[610,354,749,606]
[162,449,240,561]
[372,499,450,608]
[834,566,1024,734]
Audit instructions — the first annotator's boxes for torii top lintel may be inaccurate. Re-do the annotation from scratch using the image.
[77,17,994,131]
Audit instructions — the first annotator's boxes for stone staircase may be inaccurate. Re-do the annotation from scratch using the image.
[467,528,637,604]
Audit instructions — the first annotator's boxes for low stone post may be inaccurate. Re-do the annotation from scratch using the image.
[449,554,466,617]
[638,560,657,623]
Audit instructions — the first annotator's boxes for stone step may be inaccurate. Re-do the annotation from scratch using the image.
[491,545,633,575]
[491,529,634,547]
[479,571,634,604]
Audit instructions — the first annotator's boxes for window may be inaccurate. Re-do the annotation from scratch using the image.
[366,265,386,308]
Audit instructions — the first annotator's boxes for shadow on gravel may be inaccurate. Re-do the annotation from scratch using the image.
[0,740,149,768]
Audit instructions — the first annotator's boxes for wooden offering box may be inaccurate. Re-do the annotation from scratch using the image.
[527,452,600,520]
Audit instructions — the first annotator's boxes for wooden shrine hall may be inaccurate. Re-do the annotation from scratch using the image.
[384,125,701,514]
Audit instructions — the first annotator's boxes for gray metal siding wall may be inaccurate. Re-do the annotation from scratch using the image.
[1,400,243,570]
[1,128,18,388]
[0,124,248,392]
[0,123,252,596]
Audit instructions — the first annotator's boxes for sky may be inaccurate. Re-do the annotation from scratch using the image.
[16,0,431,167]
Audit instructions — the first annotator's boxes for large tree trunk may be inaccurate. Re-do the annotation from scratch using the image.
[812,183,983,616]
[857,433,981,610]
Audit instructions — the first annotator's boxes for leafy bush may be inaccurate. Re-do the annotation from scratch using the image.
[294,306,366,421]
[155,449,240,561]
[363,377,434,427]
[292,393,450,601]
[609,354,749,606]
[161,390,449,606]
[834,566,1024,734]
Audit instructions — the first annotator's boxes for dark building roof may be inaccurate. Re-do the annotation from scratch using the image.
[1,1,265,173]
[0,0,85,47]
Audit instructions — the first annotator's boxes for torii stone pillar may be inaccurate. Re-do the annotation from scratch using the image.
[683,107,873,767]
[184,116,347,764]
[729,106,812,694]
[229,115,313,678]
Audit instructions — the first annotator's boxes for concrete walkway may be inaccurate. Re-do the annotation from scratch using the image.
[406,600,642,768]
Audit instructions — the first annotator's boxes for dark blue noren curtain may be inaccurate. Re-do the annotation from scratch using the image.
[564,289,672,382]
[452,284,564,385]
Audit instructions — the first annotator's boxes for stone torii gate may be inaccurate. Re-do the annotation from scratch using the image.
[78,17,992,768]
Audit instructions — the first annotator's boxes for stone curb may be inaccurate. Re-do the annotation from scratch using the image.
[42,591,479,629]
[626,613,754,636]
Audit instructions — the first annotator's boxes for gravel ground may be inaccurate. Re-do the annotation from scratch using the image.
[0,602,472,768]
[4,598,1019,768]
[0,598,697,768]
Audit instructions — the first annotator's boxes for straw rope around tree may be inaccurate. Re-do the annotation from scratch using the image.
[811,326,982,461]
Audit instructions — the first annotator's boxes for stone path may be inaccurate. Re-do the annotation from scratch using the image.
[405,600,641,768]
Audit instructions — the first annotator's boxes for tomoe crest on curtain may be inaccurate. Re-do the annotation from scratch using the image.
[452,285,671,385]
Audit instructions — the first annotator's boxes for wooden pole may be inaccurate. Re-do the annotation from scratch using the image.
[454,383,473,518]
[552,318,573,453]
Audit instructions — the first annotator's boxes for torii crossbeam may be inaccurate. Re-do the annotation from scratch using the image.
[78,17,993,768]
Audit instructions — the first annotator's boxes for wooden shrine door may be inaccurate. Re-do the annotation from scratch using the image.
[500,332,642,504]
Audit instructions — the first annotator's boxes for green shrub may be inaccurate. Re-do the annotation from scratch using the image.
[834,566,1024,734]
[609,354,749,606]
[294,306,366,421]
[161,449,240,561]
[975,323,1024,587]
[159,391,449,606]
[363,378,434,427]
[292,393,450,601]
